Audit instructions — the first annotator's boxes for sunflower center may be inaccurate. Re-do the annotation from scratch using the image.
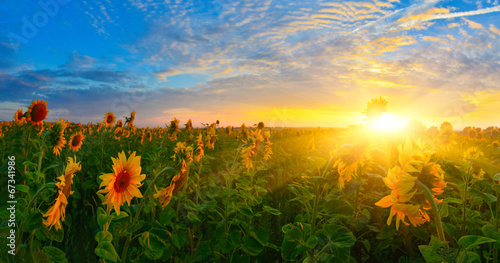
[107,115,113,124]
[32,104,47,122]
[114,170,131,193]
[72,135,81,146]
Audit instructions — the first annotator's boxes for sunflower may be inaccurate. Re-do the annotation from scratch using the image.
[195,133,205,162]
[171,159,188,193]
[241,129,264,170]
[27,99,49,126]
[98,151,146,215]
[69,132,85,152]
[116,120,123,127]
[206,126,217,150]
[115,127,122,140]
[263,131,272,160]
[0,128,3,138]
[463,147,485,180]
[168,117,180,141]
[104,112,116,128]
[126,111,136,127]
[43,157,81,230]
[363,97,387,124]
[154,184,175,208]
[333,142,370,189]
[257,122,265,129]
[49,119,68,156]
[15,109,25,123]
[376,138,446,230]
[185,119,193,132]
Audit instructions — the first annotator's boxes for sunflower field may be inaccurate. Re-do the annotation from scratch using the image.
[1,99,500,263]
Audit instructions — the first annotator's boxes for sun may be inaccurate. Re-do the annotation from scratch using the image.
[370,113,405,131]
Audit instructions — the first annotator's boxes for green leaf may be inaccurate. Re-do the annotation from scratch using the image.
[481,224,500,246]
[281,226,303,260]
[140,231,168,251]
[263,205,281,216]
[324,199,354,218]
[40,224,64,242]
[16,184,30,193]
[42,164,60,173]
[95,231,113,243]
[111,211,129,221]
[466,159,500,180]
[94,241,119,262]
[457,251,481,263]
[33,249,50,263]
[321,224,356,248]
[22,212,43,232]
[305,235,318,248]
[242,235,264,256]
[443,197,463,205]
[145,248,163,259]
[469,189,496,205]
[187,212,201,225]
[458,235,496,250]
[23,161,38,169]
[418,236,445,263]
[97,207,113,227]
[492,184,500,194]
[42,246,68,263]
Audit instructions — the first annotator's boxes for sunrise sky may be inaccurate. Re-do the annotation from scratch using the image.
[1,0,499,129]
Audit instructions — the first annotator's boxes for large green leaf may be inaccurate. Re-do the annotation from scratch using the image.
[95,230,113,243]
[33,249,50,263]
[262,205,281,216]
[418,236,445,263]
[140,231,168,251]
[458,235,496,250]
[97,207,113,227]
[94,241,119,262]
[40,225,64,242]
[42,246,68,263]
[22,212,43,232]
[481,224,500,246]
[281,225,303,260]
[242,235,264,256]
[324,199,354,218]
[321,224,356,248]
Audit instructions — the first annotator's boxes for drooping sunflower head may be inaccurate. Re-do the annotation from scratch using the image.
[69,132,85,152]
[492,140,499,148]
[126,111,136,127]
[185,119,193,131]
[98,151,146,215]
[27,99,49,125]
[49,119,68,156]
[467,129,477,139]
[116,120,123,127]
[363,96,388,123]
[104,112,116,127]
[257,122,265,129]
[115,127,122,140]
[15,109,25,123]
[43,157,81,231]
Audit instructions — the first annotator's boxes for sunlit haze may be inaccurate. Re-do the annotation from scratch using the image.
[1,1,499,129]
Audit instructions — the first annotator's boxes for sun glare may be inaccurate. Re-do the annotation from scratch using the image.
[370,113,405,131]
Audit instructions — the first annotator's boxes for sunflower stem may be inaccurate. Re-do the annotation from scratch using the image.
[416,180,447,246]
[16,182,55,254]
[121,166,174,263]
[493,190,500,263]
[462,168,470,233]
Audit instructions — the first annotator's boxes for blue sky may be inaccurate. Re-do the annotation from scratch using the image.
[1,0,500,128]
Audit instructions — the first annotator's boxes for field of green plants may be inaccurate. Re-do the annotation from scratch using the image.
[1,100,500,262]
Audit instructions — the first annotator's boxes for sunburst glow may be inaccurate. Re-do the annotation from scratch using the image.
[370,113,406,131]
